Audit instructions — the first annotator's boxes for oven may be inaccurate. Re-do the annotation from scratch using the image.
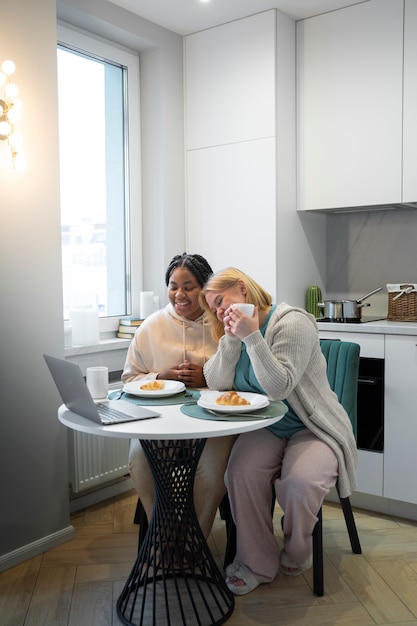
[356,357,384,451]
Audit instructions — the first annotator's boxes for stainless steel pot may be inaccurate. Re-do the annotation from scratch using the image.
[317,287,383,320]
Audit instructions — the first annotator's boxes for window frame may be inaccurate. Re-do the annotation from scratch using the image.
[57,23,142,334]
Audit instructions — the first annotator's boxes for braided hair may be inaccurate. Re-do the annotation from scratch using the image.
[165,253,213,288]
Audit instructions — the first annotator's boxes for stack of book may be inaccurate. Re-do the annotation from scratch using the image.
[117,317,143,339]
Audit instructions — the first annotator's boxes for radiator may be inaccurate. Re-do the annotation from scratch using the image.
[68,430,130,493]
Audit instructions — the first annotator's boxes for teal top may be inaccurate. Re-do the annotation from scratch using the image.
[234,305,306,439]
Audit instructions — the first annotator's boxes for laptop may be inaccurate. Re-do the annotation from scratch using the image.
[44,354,161,425]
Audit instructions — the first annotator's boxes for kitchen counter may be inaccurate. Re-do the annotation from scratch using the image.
[317,319,417,335]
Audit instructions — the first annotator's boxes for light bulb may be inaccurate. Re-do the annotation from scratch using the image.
[7,108,21,124]
[5,83,18,99]
[11,97,23,111]
[0,120,11,136]
[9,131,23,147]
[13,153,27,171]
[2,60,16,76]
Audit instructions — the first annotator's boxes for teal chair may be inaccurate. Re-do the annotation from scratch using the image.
[222,339,362,597]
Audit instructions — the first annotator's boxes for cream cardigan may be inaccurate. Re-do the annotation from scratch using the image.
[203,303,358,497]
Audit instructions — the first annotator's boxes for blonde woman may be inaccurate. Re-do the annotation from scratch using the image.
[201,267,357,595]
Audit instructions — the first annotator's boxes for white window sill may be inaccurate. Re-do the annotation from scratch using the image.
[65,334,131,357]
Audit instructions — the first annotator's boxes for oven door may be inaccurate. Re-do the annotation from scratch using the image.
[356,357,384,452]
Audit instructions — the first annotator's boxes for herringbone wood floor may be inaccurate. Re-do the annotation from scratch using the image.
[1,488,417,625]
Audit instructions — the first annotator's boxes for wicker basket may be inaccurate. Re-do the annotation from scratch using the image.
[387,283,417,321]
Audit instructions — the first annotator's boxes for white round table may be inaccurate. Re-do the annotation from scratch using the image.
[58,401,284,439]
[58,401,287,626]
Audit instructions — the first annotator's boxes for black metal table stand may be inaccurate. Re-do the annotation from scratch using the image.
[117,438,235,626]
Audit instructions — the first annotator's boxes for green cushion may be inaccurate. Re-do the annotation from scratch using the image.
[320,339,360,436]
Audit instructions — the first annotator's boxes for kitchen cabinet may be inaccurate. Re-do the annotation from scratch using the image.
[320,325,417,508]
[297,0,404,211]
[318,330,384,360]
[184,11,277,297]
[403,0,417,202]
[184,11,275,150]
[384,335,417,505]
[184,10,327,305]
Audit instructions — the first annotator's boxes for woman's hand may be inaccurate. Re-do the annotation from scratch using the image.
[158,361,206,387]
[224,304,259,339]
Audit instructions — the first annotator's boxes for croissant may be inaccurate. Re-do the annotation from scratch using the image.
[215,391,250,406]
[140,380,165,391]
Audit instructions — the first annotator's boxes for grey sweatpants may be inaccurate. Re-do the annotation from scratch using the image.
[225,428,338,582]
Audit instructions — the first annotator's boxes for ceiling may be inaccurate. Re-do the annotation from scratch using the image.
[107,0,368,36]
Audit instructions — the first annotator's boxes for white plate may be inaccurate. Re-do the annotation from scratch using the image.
[123,380,186,397]
[197,391,269,414]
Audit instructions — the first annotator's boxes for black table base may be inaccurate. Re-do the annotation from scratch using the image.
[117,438,235,626]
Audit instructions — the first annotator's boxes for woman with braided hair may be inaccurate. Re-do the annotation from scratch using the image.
[122,253,235,539]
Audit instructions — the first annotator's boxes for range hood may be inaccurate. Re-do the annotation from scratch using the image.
[312,202,417,214]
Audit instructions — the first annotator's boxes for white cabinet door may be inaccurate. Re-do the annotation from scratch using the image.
[403,0,417,202]
[184,11,275,149]
[186,137,277,297]
[384,335,417,504]
[297,0,403,211]
[357,450,383,497]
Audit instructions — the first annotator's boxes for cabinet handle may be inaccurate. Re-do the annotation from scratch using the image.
[358,378,379,385]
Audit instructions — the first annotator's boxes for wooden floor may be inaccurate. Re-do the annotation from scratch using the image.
[2,488,417,626]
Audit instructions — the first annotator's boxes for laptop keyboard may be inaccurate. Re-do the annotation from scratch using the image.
[96,403,136,424]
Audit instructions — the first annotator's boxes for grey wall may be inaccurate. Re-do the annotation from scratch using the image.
[0,0,185,570]
[0,0,70,564]
[326,208,417,316]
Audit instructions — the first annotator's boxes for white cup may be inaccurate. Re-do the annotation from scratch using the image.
[234,303,255,316]
[86,366,108,400]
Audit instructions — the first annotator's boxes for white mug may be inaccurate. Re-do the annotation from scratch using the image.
[234,303,255,316]
[86,366,109,400]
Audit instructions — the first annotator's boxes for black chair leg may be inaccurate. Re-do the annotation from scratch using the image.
[339,494,362,554]
[221,494,237,569]
[218,493,229,521]
[312,507,324,597]
[134,498,149,552]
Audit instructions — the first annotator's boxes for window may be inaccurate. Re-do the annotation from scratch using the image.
[57,25,141,333]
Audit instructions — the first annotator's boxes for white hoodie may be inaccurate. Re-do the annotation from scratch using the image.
[122,303,218,382]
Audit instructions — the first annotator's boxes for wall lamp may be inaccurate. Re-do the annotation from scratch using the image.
[0,59,26,171]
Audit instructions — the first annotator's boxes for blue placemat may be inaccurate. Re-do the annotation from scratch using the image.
[181,400,288,422]
[109,388,201,406]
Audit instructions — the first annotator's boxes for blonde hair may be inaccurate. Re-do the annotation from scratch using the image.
[200,267,272,341]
